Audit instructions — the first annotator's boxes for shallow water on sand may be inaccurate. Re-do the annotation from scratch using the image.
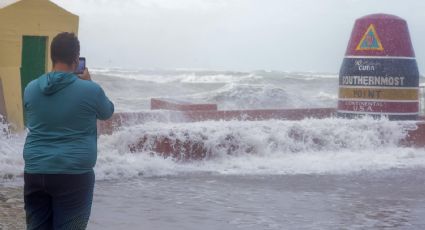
[2,71,425,229]
[0,185,25,230]
[90,169,425,230]
[2,169,425,229]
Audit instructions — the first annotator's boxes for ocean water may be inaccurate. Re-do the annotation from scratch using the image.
[1,69,425,229]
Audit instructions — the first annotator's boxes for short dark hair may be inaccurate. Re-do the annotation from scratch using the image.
[50,32,80,66]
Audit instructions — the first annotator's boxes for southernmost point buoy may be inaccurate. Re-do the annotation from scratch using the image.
[338,14,420,120]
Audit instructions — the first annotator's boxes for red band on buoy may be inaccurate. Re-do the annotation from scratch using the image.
[338,101,418,114]
[345,14,415,57]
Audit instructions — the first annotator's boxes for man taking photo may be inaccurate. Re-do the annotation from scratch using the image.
[23,32,114,229]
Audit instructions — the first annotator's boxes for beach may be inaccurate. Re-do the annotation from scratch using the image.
[2,168,425,229]
[1,70,425,229]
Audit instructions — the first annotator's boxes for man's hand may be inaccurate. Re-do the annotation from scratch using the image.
[78,68,91,81]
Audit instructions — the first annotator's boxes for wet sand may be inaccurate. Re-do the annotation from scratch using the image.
[2,168,425,229]
[0,185,25,230]
[90,169,425,230]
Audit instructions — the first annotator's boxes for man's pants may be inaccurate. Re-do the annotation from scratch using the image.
[24,171,95,230]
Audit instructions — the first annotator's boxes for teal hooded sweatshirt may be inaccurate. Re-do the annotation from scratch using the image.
[23,72,114,174]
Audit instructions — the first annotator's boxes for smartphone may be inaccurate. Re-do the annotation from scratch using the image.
[75,57,86,74]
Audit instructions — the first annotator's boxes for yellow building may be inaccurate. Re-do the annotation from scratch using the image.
[0,0,79,131]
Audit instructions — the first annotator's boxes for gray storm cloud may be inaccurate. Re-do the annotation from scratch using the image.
[52,0,425,73]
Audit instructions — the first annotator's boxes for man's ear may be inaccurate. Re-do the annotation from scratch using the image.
[71,58,79,70]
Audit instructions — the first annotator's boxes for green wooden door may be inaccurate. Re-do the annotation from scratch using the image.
[20,36,47,125]
[20,36,47,97]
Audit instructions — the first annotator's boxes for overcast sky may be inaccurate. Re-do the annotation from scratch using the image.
[52,0,425,73]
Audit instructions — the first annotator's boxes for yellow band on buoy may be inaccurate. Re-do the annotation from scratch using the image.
[339,87,418,101]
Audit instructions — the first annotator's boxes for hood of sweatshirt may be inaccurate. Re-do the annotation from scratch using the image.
[38,72,77,95]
